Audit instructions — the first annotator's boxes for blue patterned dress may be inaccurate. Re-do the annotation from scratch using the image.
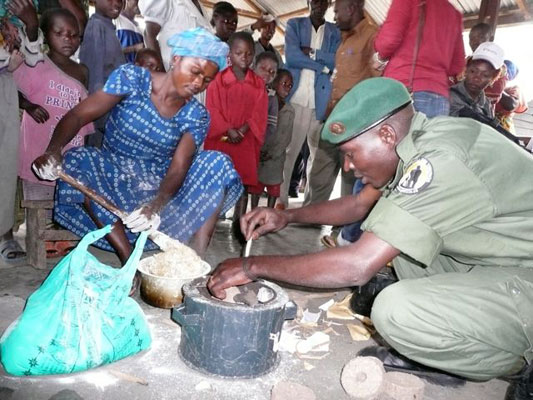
[54,64,243,250]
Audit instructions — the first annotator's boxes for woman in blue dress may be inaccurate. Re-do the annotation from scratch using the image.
[32,28,243,263]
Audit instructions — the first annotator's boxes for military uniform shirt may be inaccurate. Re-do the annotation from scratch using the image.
[362,112,533,271]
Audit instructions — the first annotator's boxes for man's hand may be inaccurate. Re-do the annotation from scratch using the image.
[25,103,50,123]
[32,152,62,181]
[301,46,312,56]
[371,52,388,73]
[207,258,254,299]
[240,206,289,240]
[260,151,271,161]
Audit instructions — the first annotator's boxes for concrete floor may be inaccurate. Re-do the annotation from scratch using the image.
[0,195,513,400]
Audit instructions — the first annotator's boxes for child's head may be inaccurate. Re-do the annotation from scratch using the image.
[95,0,124,20]
[40,8,81,58]
[468,22,491,53]
[464,42,503,97]
[210,2,238,42]
[273,69,293,100]
[135,48,164,72]
[254,51,278,85]
[259,19,276,44]
[228,32,254,72]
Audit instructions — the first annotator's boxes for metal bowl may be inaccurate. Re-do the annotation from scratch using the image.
[137,256,211,309]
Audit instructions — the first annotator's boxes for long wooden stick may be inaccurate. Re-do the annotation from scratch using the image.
[58,171,127,219]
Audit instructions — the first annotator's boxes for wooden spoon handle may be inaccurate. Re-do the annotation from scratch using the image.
[58,170,127,219]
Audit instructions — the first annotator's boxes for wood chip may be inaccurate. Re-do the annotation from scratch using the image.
[346,324,371,341]
[382,371,425,400]
[303,361,315,371]
[327,294,355,320]
[271,381,316,400]
[108,370,148,386]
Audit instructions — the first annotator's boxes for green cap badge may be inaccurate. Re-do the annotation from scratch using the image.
[322,77,412,144]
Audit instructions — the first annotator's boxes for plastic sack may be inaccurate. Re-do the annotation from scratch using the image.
[0,225,151,376]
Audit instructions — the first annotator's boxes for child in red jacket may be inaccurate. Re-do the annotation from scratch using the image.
[204,31,268,238]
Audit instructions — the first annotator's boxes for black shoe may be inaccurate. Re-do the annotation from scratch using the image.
[350,268,397,317]
[507,363,533,400]
[358,346,466,387]
[288,189,298,198]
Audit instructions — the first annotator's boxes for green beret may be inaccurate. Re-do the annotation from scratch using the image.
[322,77,412,144]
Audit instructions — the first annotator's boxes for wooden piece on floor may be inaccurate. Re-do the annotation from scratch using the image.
[271,381,316,400]
[382,371,425,400]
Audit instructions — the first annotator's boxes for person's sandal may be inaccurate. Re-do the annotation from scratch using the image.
[320,234,338,248]
[0,239,26,265]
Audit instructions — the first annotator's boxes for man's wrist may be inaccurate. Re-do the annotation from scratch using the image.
[284,208,296,224]
[242,257,257,281]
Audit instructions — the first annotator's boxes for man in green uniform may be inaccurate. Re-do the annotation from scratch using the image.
[207,78,533,398]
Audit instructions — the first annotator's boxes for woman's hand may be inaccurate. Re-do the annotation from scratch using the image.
[227,128,244,143]
[32,152,63,181]
[123,204,161,233]
[240,206,289,240]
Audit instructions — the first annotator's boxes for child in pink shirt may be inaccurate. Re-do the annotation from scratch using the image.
[14,8,93,187]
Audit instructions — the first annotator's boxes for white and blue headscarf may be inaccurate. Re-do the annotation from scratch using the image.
[167,27,229,71]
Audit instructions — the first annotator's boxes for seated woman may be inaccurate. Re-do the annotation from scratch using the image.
[32,28,243,263]
[449,42,503,121]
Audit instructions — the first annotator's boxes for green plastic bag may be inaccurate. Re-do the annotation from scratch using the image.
[0,225,151,376]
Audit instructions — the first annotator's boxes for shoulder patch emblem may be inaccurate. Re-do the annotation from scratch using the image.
[396,158,433,195]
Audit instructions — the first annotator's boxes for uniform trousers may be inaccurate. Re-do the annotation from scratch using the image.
[303,135,356,206]
[372,256,533,380]
[0,73,20,236]
[279,103,321,207]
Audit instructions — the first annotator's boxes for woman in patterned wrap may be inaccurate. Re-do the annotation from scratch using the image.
[32,27,243,263]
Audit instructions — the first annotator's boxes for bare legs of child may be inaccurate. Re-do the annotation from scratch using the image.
[250,194,277,209]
